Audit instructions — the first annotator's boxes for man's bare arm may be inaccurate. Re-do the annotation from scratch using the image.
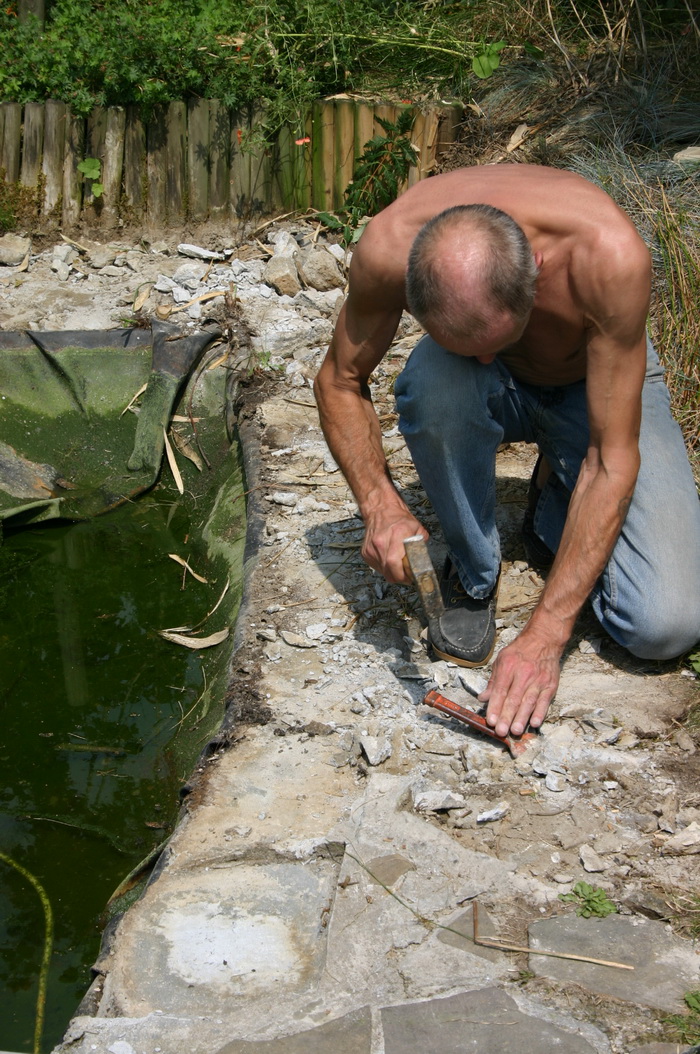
[314,257,428,582]
[483,232,651,736]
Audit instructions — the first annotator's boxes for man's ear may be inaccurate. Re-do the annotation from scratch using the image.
[534,251,544,271]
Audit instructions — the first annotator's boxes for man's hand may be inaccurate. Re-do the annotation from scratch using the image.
[479,626,562,737]
[362,507,428,583]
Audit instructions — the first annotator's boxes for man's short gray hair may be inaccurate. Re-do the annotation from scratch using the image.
[405,204,538,337]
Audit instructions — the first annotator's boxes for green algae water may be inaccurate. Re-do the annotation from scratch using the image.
[0,348,246,1052]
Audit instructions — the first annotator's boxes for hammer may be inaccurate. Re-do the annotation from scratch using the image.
[402,534,446,622]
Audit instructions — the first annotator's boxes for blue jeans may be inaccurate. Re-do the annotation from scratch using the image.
[395,335,700,660]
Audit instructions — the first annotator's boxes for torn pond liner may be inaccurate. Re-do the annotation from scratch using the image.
[0,323,247,1052]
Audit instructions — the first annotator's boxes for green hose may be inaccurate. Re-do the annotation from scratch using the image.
[0,851,54,1054]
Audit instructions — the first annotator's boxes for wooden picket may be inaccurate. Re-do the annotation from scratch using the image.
[0,97,462,228]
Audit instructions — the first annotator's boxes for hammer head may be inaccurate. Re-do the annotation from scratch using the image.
[403,535,445,622]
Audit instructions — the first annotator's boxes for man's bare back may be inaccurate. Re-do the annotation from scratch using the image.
[351,165,647,385]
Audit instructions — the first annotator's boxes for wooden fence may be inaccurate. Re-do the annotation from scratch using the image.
[0,98,462,229]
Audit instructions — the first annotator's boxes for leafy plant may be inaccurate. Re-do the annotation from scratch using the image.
[688,651,700,676]
[559,881,618,918]
[472,40,507,79]
[317,109,418,246]
[77,157,104,199]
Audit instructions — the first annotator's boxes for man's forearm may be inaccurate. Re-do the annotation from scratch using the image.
[313,369,407,518]
[527,458,638,644]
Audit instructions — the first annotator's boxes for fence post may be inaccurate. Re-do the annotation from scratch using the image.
[18,0,44,24]
[1,103,22,183]
[209,100,230,217]
[42,100,66,219]
[311,100,334,212]
[124,106,145,221]
[147,105,167,226]
[165,101,186,224]
[62,112,84,228]
[20,103,44,188]
[101,106,126,228]
[187,99,209,222]
[333,99,355,210]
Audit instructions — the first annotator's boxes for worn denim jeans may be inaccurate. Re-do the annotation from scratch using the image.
[395,334,700,660]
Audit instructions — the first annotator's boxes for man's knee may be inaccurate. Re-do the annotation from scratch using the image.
[616,595,700,661]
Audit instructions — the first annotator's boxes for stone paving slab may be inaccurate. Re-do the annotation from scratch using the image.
[214,1007,372,1053]
[380,989,602,1053]
[528,915,700,1012]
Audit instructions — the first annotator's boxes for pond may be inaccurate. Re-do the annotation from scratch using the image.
[0,333,247,1052]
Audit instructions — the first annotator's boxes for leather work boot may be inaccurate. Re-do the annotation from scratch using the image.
[428,558,499,667]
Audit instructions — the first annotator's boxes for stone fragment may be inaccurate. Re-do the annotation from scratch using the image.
[51,260,71,281]
[268,230,299,257]
[216,1007,372,1053]
[266,491,298,506]
[326,242,349,264]
[360,735,392,766]
[411,782,467,812]
[529,914,699,1011]
[99,265,124,277]
[660,820,700,855]
[579,843,608,872]
[476,801,510,823]
[280,630,317,649]
[545,772,566,792]
[0,233,31,266]
[177,242,224,260]
[88,244,117,269]
[263,255,302,296]
[125,250,145,271]
[673,728,696,753]
[52,243,77,264]
[305,623,327,640]
[149,240,170,254]
[173,261,208,284]
[364,853,415,887]
[381,989,599,1053]
[107,1043,136,1054]
[298,248,345,291]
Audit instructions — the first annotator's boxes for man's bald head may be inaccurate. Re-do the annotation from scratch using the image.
[405,204,538,341]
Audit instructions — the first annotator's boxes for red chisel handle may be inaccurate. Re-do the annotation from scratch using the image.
[424,689,535,758]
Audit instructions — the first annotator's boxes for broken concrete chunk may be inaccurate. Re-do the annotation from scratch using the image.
[0,233,31,266]
[280,630,317,649]
[87,244,118,269]
[360,735,392,766]
[579,843,608,872]
[266,491,298,506]
[411,782,467,812]
[298,248,345,291]
[305,623,327,640]
[269,230,299,257]
[263,255,302,297]
[476,801,510,824]
[660,820,700,855]
[177,243,224,261]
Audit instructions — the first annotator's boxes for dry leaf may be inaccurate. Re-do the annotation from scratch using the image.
[170,429,204,471]
[120,382,148,417]
[156,304,173,320]
[163,429,184,494]
[133,284,152,312]
[507,123,529,152]
[158,628,229,649]
[168,553,208,583]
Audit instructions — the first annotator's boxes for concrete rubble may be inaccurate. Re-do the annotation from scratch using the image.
[1,221,699,1053]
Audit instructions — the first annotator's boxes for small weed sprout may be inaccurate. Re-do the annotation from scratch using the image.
[559,881,617,918]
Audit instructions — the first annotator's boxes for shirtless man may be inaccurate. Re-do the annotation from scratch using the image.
[314,165,700,737]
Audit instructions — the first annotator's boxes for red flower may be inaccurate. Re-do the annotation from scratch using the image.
[295,136,311,146]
